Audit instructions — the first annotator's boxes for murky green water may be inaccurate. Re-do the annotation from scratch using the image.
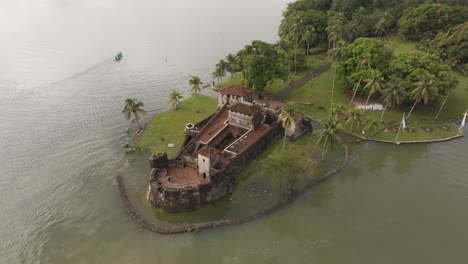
[1,1,468,263]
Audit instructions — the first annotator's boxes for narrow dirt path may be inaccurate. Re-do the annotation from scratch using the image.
[274,63,331,101]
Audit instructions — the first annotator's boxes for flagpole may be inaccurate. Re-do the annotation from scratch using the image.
[458,109,467,135]
[394,121,402,144]
[395,112,405,144]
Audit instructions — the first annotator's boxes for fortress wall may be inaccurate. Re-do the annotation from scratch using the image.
[146,123,283,213]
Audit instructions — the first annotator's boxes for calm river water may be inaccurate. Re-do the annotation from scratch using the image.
[1,0,467,263]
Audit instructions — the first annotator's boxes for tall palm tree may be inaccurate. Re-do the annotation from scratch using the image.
[316,116,342,161]
[303,25,316,56]
[278,102,299,153]
[362,116,379,134]
[215,59,228,81]
[363,70,384,107]
[289,20,304,74]
[168,89,183,110]
[348,58,372,110]
[407,74,438,119]
[122,98,146,128]
[329,103,346,119]
[327,40,347,108]
[380,81,406,122]
[278,38,294,75]
[211,68,223,87]
[188,75,203,97]
[345,108,363,132]
[225,53,237,79]
[326,12,345,50]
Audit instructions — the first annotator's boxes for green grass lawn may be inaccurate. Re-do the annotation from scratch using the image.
[216,52,329,97]
[138,95,217,156]
[286,38,467,142]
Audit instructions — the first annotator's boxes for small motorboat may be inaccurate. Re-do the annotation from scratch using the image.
[115,52,123,61]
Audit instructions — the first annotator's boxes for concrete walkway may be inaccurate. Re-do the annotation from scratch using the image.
[274,63,331,101]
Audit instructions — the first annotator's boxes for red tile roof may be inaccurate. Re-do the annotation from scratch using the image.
[219,85,252,97]
[198,146,221,158]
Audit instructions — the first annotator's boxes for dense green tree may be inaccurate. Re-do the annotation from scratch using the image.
[242,40,289,94]
[122,98,146,128]
[331,0,373,19]
[168,89,183,110]
[380,80,407,122]
[188,75,202,97]
[280,9,328,49]
[398,3,451,40]
[346,7,375,41]
[336,38,392,94]
[374,9,395,38]
[387,52,455,104]
[429,22,468,73]
[316,116,342,161]
[279,102,299,153]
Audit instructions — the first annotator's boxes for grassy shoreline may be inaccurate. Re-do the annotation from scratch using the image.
[285,38,466,142]
[138,95,217,156]
[139,39,465,155]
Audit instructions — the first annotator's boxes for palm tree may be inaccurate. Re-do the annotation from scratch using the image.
[348,58,372,110]
[168,89,183,110]
[225,53,237,79]
[345,108,363,132]
[326,12,345,50]
[407,74,438,119]
[327,40,347,108]
[303,25,316,56]
[122,98,146,128]
[380,81,406,122]
[375,10,394,38]
[211,69,223,87]
[363,70,384,107]
[214,59,228,81]
[278,102,299,153]
[362,116,379,134]
[278,38,294,75]
[329,103,346,119]
[289,20,304,74]
[188,75,203,97]
[316,116,342,161]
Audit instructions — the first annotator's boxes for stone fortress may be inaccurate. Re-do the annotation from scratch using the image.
[146,85,313,213]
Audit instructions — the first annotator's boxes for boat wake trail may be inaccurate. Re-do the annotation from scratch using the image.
[9,58,114,101]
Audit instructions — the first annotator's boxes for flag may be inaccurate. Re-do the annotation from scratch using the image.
[401,113,406,129]
[461,110,467,129]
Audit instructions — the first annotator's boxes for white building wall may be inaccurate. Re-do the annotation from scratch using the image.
[197,154,211,178]
[228,111,254,129]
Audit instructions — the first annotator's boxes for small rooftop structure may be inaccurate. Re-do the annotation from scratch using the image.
[198,146,221,158]
[219,85,253,97]
[218,85,254,107]
[229,103,262,116]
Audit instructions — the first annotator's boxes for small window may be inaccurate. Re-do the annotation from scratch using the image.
[203,159,206,162]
